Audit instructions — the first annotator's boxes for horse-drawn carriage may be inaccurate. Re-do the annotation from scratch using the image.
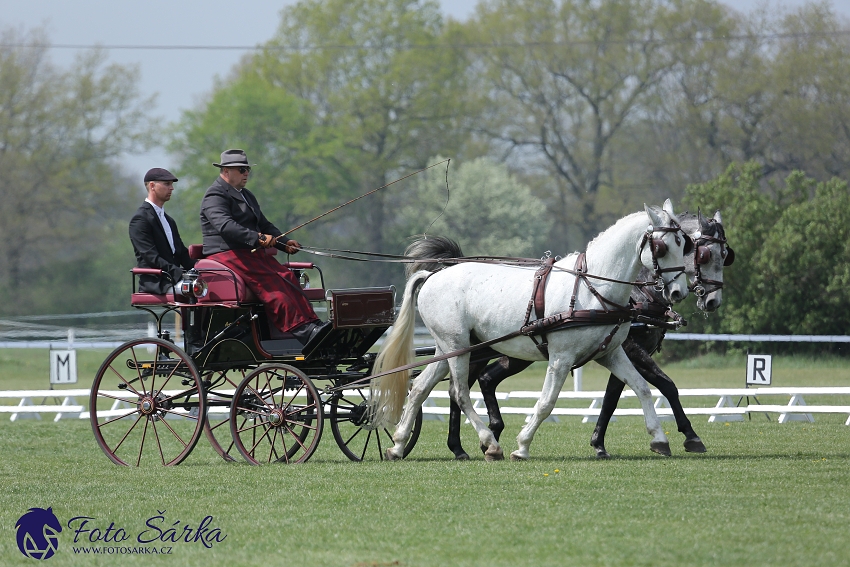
[92,199,726,465]
[89,244,425,466]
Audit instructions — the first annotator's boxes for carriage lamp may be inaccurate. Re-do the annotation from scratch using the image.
[299,271,310,289]
[179,269,208,301]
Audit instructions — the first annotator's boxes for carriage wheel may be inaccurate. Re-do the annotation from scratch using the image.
[202,368,250,462]
[229,364,323,465]
[89,338,206,466]
[329,389,422,461]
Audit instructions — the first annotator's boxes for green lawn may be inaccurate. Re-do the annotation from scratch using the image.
[1,350,849,566]
[1,417,848,566]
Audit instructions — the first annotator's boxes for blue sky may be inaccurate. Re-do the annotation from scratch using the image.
[2,0,848,178]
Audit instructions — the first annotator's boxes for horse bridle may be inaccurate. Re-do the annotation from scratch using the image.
[690,224,735,298]
[639,222,693,293]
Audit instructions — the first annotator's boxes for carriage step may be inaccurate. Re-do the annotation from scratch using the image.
[260,339,303,356]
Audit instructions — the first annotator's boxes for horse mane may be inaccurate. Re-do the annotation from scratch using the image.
[585,210,647,253]
[403,235,464,279]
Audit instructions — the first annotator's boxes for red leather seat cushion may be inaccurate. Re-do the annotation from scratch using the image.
[194,259,259,303]
[131,293,176,305]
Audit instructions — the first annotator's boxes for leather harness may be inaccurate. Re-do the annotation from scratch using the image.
[520,253,633,367]
[329,237,688,392]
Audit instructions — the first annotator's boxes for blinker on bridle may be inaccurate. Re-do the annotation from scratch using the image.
[641,222,691,292]
[689,227,735,297]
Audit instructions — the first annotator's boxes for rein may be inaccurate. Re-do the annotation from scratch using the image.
[295,245,662,288]
[325,222,691,393]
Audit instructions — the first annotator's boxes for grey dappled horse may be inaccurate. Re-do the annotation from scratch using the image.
[369,202,690,461]
[433,211,734,460]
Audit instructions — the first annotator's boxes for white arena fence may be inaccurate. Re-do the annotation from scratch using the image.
[2,386,849,426]
[1,318,849,425]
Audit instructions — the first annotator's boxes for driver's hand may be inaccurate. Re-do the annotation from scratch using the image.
[257,233,276,248]
[284,239,301,255]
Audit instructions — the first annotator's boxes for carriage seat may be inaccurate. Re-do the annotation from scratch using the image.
[131,292,179,305]
[187,245,325,302]
[130,268,184,305]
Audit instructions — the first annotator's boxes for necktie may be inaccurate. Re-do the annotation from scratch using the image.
[157,209,176,254]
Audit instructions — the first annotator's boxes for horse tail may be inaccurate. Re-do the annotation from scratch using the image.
[369,270,431,428]
[404,235,464,279]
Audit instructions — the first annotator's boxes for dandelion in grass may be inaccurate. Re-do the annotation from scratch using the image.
[543,473,549,477]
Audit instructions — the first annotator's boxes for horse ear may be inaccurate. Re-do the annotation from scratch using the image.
[698,209,711,232]
[714,210,723,224]
[662,198,675,218]
[645,203,664,228]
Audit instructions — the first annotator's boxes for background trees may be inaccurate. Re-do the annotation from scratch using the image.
[0,28,154,315]
[4,0,850,346]
[389,156,553,257]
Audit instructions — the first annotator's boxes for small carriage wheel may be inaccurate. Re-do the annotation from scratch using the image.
[329,389,422,461]
[89,338,206,466]
[202,368,251,462]
[229,364,323,465]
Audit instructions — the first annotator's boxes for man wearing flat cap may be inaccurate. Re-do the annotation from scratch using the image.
[200,149,330,347]
[129,168,195,294]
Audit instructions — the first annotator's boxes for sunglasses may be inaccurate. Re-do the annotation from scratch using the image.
[237,166,251,174]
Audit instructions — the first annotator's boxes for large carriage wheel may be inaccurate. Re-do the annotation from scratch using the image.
[202,368,250,462]
[329,388,422,461]
[229,364,323,464]
[90,338,206,466]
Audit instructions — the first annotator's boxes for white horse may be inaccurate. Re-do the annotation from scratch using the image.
[370,201,691,461]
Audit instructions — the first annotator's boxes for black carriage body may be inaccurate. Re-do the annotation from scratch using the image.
[183,286,395,378]
[89,253,423,467]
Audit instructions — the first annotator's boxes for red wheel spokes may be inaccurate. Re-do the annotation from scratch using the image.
[104,413,144,456]
[107,364,143,398]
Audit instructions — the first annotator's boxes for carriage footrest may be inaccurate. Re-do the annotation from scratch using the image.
[260,339,303,356]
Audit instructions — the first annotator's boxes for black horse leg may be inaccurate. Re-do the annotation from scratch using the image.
[591,374,625,459]
[478,357,533,444]
[446,357,533,459]
[623,338,707,453]
[446,361,487,460]
[638,363,706,453]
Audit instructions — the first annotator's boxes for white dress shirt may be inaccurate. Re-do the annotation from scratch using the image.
[145,198,175,254]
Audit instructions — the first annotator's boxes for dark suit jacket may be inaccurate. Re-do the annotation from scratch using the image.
[200,176,282,255]
[129,203,195,294]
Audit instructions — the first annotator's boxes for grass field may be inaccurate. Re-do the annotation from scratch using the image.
[1,351,849,566]
[1,417,849,566]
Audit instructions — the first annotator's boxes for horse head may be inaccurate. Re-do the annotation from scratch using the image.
[643,199,690,304]
[684,209,734,312]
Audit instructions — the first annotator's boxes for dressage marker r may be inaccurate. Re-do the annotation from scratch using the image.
[746,354,772,386]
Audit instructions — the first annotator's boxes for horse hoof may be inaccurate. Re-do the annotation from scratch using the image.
[455,452,470,461]
[484,446,504,462]
[650,441,671,457]
[684,437,707,453]
[509,451,527,462]
[385,449,402,461]
[591,440,610,459]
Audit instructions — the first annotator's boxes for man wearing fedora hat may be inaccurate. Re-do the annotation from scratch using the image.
[200,149,330,348]
[129,168,196,295]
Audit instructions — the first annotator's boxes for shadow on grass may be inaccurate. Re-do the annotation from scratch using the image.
[395,451,850,464]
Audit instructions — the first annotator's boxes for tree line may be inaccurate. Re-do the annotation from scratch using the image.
[2,0,850,351]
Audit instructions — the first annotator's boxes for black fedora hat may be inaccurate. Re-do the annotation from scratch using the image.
[213,149,256,168]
